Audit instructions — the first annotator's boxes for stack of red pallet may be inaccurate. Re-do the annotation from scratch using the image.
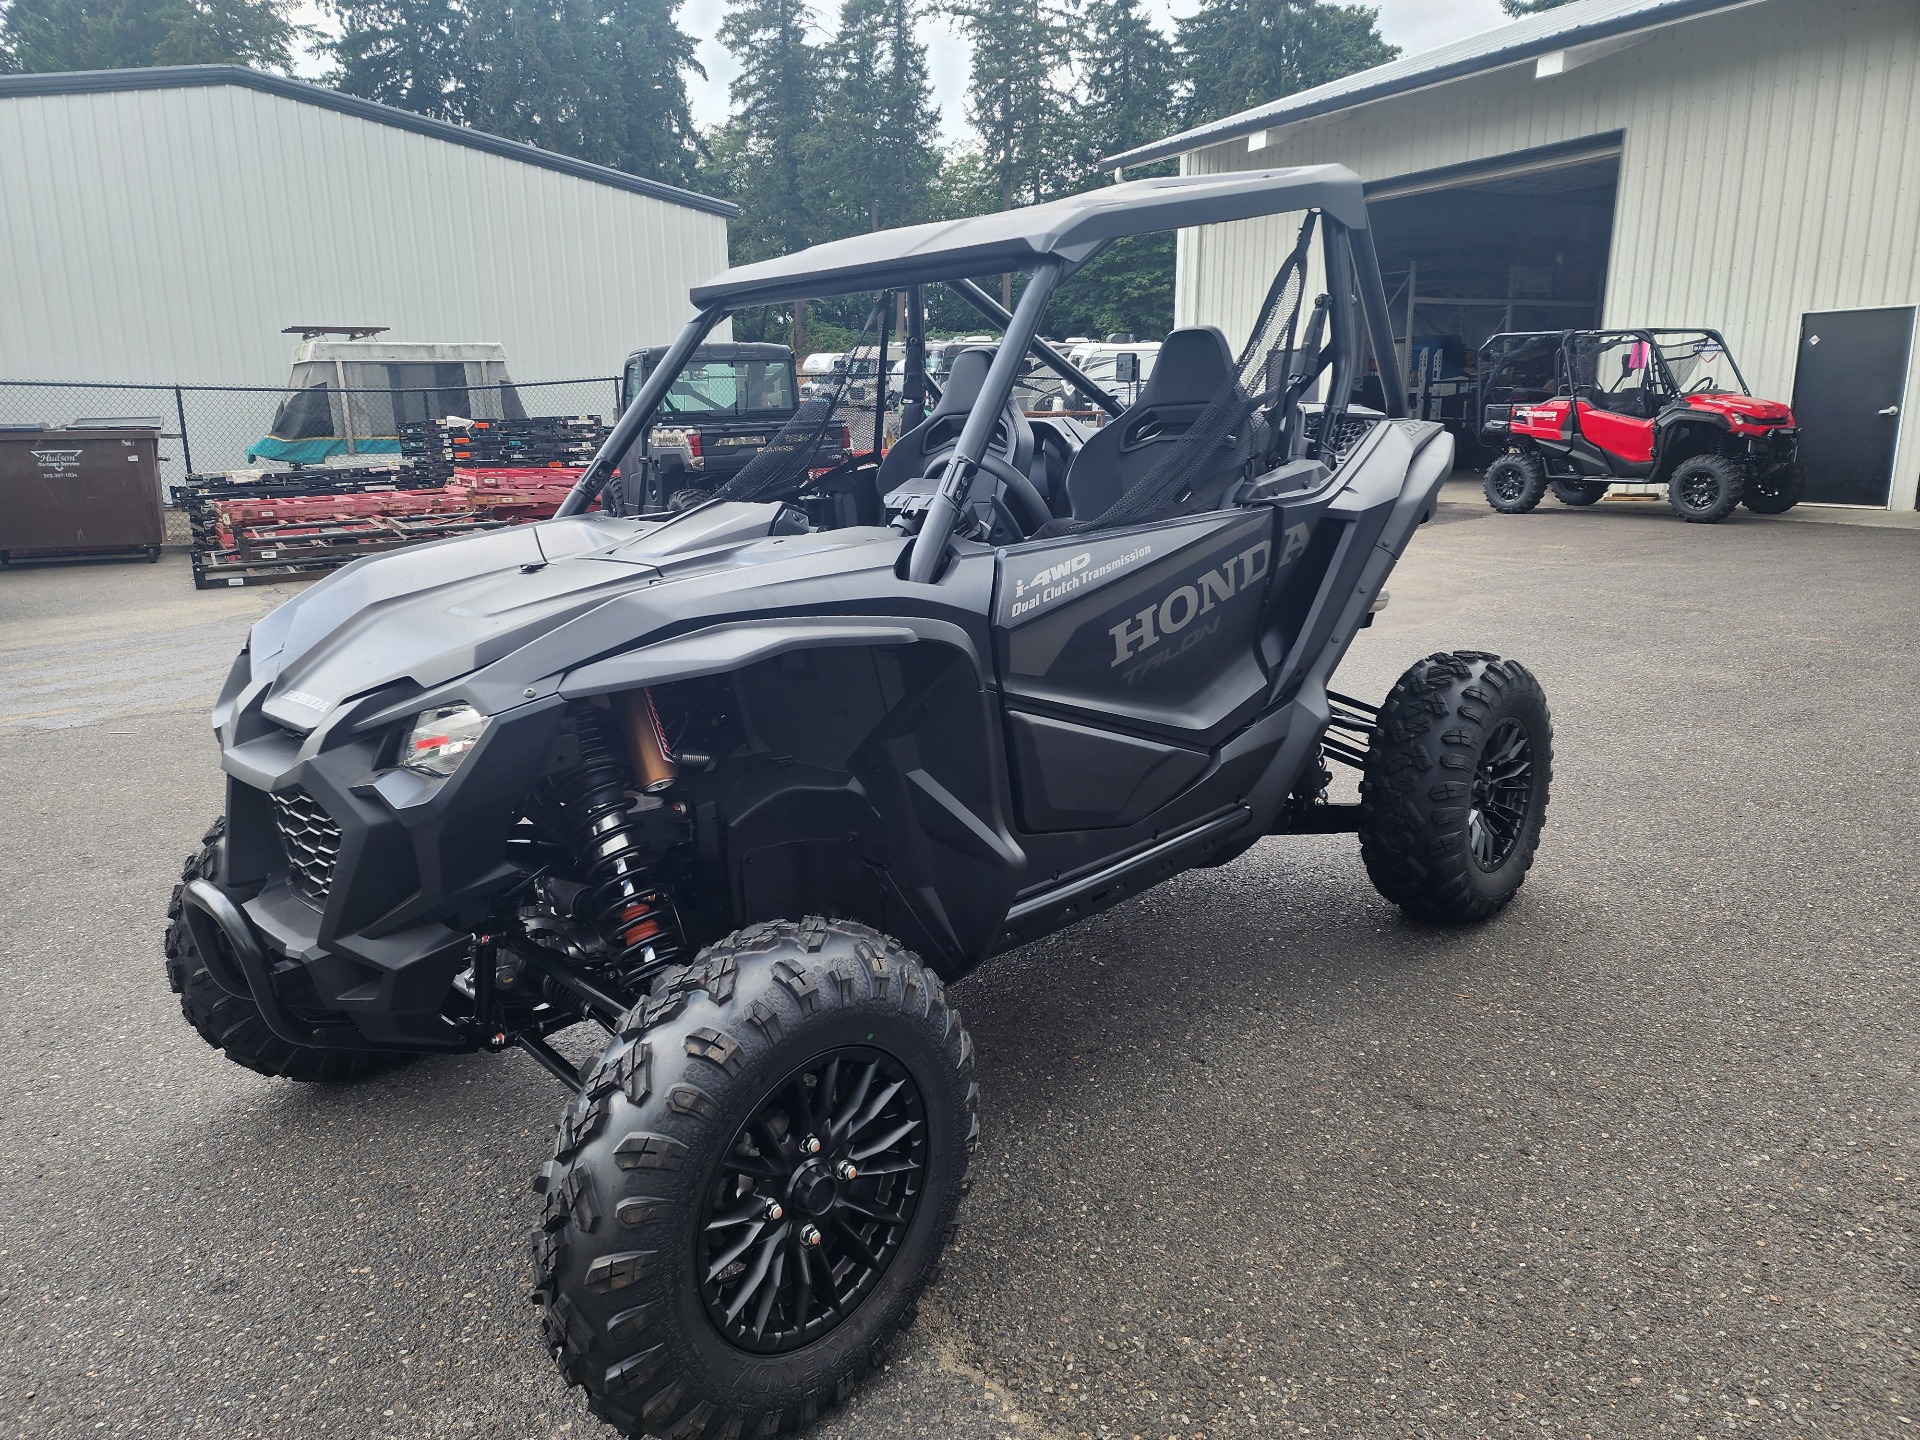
[190,467,588,589]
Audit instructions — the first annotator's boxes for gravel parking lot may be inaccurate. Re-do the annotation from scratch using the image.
[1,489,1914,1439]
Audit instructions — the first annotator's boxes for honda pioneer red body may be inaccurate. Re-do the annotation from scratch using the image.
[1479,329,1804,522]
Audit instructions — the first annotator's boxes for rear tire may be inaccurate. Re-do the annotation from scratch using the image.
[1551,478,1608,507]
[1359,652,1552,924]
[1743,459,1805,514]
[1483,453,1546,514]
[1666,454,1744,522]
[164,819,414,1082]
[533,918,977,1439]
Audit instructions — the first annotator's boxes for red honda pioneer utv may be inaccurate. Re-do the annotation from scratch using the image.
[1478,328,1803,522]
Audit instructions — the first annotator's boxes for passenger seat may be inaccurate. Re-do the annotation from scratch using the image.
[1059,326,1238,523]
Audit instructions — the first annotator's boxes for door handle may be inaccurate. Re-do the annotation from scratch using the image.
[1880,405,1901,416]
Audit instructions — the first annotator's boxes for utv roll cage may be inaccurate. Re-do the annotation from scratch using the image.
[1480,327,1752,422]
[558,166,1408,582]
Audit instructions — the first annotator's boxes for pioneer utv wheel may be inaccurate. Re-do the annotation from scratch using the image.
[164,820,412,1082]
[1743,459,1805,514]
[1359,652,1552,924]
[1551,478,1608,507]
[532,918,977,1440]
[1483,452,1546,514]
[1666,453,1744,522]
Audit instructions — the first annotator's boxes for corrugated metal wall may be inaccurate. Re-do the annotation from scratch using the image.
[1176,0,1920,509]
[0,83,731,386]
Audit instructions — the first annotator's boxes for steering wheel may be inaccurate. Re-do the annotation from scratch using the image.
[921,452,1053,537]
[1688,375,1720,395]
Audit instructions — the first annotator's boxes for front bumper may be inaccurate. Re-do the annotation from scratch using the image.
[203,672,568,1049]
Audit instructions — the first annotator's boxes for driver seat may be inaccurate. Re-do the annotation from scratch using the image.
[875,347,1034,494]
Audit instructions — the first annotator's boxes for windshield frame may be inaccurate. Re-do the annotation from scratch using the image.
[1645,328,1750,398]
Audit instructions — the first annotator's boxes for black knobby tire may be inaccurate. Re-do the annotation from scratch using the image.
[532,918,978,1439]
[1666,453,1744,523]
[1551,478,1608,507]
[1483,452,1546,514]
[666,487,710,513]
[1743,459,1805,514]
[164,819,413,1083]
[1358,652,1553,924]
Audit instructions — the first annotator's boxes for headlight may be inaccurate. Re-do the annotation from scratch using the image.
[402,703,489,777]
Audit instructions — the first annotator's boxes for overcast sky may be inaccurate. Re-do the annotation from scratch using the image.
[294,1,1519,146]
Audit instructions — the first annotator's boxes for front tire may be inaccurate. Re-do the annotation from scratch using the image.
[1483,452,1546,513]
[1359,652,1552,924]
[164,820,413,1082]
[1551,478,1608,507]
[1666,453,1744,522]
[533,918,977,1439]
[1743,459,1805,514]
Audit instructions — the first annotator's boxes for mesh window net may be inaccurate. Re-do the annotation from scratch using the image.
[1045,213,1321,536]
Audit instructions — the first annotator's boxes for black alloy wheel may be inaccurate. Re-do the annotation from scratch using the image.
[698,1046,927,1353]
[1483,452,1546,514]
[532,918,976,1440]
[1468,718,1534,872]
[1358,651,1553,923]
[1666,453,1744,522]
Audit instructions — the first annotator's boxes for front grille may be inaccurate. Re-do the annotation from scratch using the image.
[272,787,341,905]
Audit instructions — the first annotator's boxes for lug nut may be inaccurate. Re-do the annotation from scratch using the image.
[763,1200,784,1222]
[835,1161,859,1181]
[800,1135,822,1156]
[801,1224,823,1247]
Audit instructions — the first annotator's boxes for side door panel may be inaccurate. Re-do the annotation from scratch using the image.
[993,510,1275,832]
[1575,402,1655,463]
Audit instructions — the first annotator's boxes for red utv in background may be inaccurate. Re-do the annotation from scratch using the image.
[1478,329,1804,522]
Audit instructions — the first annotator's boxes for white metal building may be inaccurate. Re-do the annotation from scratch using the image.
[0,66,735,388]
[1104,0,1920,511]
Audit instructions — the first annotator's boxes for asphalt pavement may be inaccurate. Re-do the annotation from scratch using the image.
[1,490,1914,1439]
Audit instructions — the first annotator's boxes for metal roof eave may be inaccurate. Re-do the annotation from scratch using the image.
[1097,0,1754,172]
[691,166,1369,310]
[0,64,740,218]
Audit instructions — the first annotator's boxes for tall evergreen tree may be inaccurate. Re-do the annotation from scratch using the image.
[1072,0,1178,172]
[1501,0,1578,14]
[1177,0,1397,128]
[947,0,1075,301]
[1,0,304,73]
[713,0,827,345]
[327,0,466,120]
[816,0,941,235]
[325,0,703,185]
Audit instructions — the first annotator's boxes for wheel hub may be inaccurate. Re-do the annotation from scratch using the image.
[1468,717,1534,872]
[696,1045,928,1354]
[789,1162,837,1216]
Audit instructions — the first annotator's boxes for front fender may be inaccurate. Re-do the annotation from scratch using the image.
[556,616,983,699]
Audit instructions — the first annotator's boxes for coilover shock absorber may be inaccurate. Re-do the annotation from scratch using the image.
[546,706,685,987]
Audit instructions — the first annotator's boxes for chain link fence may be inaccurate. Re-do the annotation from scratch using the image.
[0,377,623,500]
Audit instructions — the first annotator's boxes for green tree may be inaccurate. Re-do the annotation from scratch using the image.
[1,0,304,73]
[947,0,1075,301]
[712,0,827,346]
[1043,0,1180,340]
[325,0,704,185]
[1501,0,1577,14]
[327,0,466,120]
[1177,0,1397,128]
[816,0,941,235]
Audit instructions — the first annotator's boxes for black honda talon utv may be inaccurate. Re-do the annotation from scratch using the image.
[165,165,1554,1438]
[1477,327,1803,522]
